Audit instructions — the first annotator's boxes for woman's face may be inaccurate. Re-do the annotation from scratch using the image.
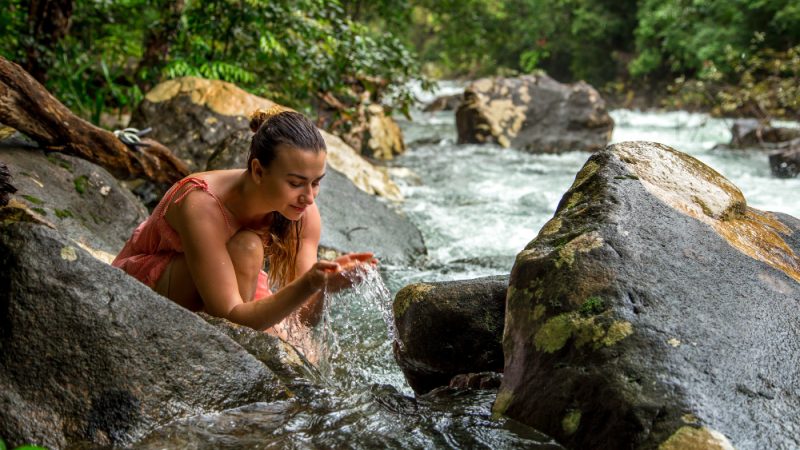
[255,146,326,220]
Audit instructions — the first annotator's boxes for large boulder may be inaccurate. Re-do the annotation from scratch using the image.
[0,146,147,262]
[392,276,507,394]
[316,169,425,266]
[456,74,613,153]
[130,77,402,201]
[769,147,800,178]
[0,221,300,449]
[494,141,800,449]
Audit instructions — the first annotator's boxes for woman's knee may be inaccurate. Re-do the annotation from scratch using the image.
[227,230,264,272]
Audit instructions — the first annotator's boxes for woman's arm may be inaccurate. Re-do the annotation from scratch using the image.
[172,191,334,330]
[294,204,325,326]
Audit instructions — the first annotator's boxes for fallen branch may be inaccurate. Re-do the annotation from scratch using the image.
[0,56,189,184]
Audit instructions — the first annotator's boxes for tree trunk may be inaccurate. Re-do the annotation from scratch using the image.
[136,0,186,92]
[0,56,189,185]
[22,0,74,83]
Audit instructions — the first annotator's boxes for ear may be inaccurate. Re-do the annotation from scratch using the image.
[250,159,265,184]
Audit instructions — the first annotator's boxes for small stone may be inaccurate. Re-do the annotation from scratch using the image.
[667,338,681,347]
[99,185,111,196]
[60,246,78,261]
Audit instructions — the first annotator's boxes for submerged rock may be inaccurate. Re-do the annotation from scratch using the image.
[1,147,147,262]
[495,141,800,449]
[0,222,301,449]
[456,74,613,153]
[393,276,507,394]
[131,76,402,201]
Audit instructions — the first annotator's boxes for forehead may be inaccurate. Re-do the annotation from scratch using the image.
[272,146,327,176]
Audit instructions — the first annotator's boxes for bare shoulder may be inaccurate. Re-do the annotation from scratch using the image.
[166,187,229,239]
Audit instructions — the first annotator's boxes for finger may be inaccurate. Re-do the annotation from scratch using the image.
[316,261,340,272]
[346,252,374,261]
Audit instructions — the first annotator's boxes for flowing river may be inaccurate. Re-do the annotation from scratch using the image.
[138,84,799,448]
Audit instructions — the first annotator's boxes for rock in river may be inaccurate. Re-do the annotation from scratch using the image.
[494,141,800,449]
[456,74,613,153]
[393,276,507,394]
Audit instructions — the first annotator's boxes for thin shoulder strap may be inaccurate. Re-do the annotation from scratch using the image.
[160,177,233,231]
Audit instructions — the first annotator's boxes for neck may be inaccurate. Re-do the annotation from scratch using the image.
[225,170,275,228]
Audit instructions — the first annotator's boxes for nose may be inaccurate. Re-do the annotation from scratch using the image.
[300,185,315,205]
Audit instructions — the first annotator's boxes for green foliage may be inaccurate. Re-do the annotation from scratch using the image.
[1,0,797,121]
[0,0,425,126]
[667,43,800,118]
[632,0,800,78]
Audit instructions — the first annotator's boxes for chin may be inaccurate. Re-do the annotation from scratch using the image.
[280,209,305,221]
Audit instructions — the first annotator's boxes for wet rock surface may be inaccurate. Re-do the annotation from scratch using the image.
[316,169,426,265]
[456,74,613,153]
[495,141,800,449]
[0,222,291,449]
[392,275,507,394]
[1,147,147,262]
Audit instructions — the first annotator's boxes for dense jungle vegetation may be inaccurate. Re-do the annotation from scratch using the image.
[1,0,798,126]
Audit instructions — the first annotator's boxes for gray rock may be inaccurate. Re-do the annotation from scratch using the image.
[495,141,800,449]
[456,74,613,153]
[731,124,800,150]
[769,147,800,178]
[423,93,462,112]
[0,160,14,206]
[316,169,426,266]
[0,222,288,449]
[392,275,507,394]
[1,147,147,260]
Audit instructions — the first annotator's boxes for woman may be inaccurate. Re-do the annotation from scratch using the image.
[113,105,374,334]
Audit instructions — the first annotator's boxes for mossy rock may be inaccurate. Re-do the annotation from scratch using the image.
[497,141,800,449]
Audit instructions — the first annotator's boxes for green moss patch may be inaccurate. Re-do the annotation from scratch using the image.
[47,154,73,172]
[55,209,74,219]
[393,283,435,318]
[562,409,581,435]
[21,194,44,205]
[74,175,89,195]
[492,388,514,418]
[535,312,633,353]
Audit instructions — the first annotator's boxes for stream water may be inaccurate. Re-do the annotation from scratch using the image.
[137,83,799,448]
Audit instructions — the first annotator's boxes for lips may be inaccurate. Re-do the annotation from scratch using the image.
[289,205,306,213]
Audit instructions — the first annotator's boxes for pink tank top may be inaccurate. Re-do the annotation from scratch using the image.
[112,177,271,299]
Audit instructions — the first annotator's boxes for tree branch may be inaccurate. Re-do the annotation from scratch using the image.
[0,56,189,184]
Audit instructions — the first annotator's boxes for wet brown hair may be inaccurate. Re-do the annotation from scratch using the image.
[248,105,326,288]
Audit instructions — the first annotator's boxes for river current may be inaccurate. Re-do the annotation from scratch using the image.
[138,84,798,448]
